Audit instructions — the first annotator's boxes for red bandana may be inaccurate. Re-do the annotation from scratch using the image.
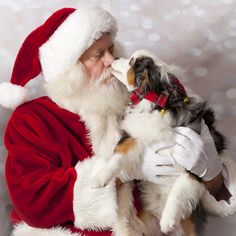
[130,76,187,109]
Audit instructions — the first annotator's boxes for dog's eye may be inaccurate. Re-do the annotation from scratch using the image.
[129,57,135,66]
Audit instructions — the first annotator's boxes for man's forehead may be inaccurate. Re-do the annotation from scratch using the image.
[92,35,113,50]
[80,33,113,59]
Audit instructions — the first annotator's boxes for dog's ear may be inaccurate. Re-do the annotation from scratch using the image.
[137,68,150,91]
[133,56,161,92]
[147,65,164,92]
[129,57,135,66]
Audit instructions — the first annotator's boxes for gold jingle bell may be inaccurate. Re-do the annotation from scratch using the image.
[184,97,189,104]
[160,109,166,115]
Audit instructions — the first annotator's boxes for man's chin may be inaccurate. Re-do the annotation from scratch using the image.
[102,75,118,85]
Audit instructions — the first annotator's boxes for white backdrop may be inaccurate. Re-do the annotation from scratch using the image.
[0,0,236,235]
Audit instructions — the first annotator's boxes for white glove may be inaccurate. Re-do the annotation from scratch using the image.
[140,120,223,183]
[171,120,223,181]
[140,148,180,183]
[139,140,182,183]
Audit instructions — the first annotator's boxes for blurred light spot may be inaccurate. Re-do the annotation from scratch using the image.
[134,30,146,39]
[142,17,154,29]
[190,48,202,57]
[163,9,181,21]
[206,29,220,42]
[229,20,236,28]
[193,67,208,77]
[192,6,207,18]
[141,0,152,4]
[226,88,236,99]
[223,40,234,49]
[148,33,160,42]
[210,91,225,103]
[120,11,130,18]
[228,31,236,36]
[0,163,4,174]
[216,44,224,52]
[232,136,236,144]
[222,0,234,4]
[130,4,140,11]
[211,104,224,119]
[182,0,192,4]
[168,35,178,42]
[123,41,135,51]
[232,108,236,116]
[0,48,8,58]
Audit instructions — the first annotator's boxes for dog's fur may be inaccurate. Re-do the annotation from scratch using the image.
[93,50,229,235]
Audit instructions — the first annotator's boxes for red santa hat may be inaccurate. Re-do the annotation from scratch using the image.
[0,6,117,109]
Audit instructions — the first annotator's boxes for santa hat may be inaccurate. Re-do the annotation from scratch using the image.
[0,6,117,109]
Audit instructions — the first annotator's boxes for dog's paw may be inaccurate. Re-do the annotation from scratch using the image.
[91,170,112,188]
[133,99,153,113]
[160,216,176,234]
[160,203,180,234]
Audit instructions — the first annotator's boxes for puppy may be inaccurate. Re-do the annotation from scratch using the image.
[94,50,232,236]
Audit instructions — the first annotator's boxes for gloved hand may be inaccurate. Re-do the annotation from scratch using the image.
[139,147,181,183]
[140,120,223,183]
[171,120,223,181]
[139,143,181,183]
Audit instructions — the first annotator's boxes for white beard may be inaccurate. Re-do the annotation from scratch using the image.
[79,67,129,116]
[45,63,129,157]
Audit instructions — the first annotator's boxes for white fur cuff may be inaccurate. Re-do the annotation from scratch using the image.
[73,157,118,231]
[12,222,81,236]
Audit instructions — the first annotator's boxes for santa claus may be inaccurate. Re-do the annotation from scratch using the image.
[0,6,236,236]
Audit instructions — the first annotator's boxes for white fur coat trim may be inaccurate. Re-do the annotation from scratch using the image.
[11,222,81,236]
[39,6,117,82]
[73,156,118,231]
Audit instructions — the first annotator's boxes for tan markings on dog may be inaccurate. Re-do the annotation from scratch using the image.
[127,67,135,86]
[115,178,123,191]
[181,218,197,236]
[138,209,151,222]
[114,137,136,154]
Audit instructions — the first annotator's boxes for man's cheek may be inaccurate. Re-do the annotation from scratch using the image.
[93,65,105,80]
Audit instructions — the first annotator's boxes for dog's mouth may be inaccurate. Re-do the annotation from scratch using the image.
[111,69,123,80]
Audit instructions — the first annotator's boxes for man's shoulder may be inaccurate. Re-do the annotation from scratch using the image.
[8,96,82,125]
[15,96,56,112]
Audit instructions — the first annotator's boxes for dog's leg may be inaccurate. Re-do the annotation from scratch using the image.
[160,173,205,234]
[139,209,162,236]
[113,181,147,236]
[92,137,137,188]
[181,218,197,236]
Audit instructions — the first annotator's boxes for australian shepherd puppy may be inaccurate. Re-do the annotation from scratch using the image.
[93,50,232,236]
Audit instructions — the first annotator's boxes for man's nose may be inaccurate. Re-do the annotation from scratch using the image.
[104,51,114,67]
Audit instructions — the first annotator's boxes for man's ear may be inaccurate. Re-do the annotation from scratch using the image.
[113,40,127,58]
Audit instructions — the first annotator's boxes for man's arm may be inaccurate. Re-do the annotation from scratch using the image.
[204,173,223,197]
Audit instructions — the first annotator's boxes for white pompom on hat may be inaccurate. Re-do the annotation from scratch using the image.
[0,7,117,109]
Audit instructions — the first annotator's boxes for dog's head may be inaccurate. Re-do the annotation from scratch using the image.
[112,50,188,109]
[112,50,169,92]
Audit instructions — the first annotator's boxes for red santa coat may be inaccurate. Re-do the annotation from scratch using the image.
[5,96,127,236]
[6,96,236,236]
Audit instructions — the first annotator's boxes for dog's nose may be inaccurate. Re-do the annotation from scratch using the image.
[114,57,119,60]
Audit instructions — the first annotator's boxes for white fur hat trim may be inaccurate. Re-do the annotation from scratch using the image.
[0,82,28,109]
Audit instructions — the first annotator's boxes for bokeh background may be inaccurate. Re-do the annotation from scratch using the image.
[0,0,236,235]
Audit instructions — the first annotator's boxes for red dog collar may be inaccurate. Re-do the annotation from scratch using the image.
[130,76,188,109]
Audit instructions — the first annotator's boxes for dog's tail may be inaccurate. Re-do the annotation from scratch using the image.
[202,189,236,217]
